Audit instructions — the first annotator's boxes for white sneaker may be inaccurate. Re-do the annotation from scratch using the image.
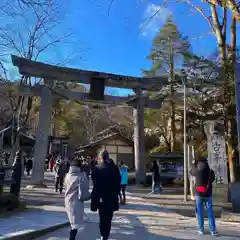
[149,191,155,194]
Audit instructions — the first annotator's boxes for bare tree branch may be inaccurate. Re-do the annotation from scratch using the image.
[108,0,117,15]
[0,0,80,157]
[140,0,169,31]
[183,0,215,33]
[191,31,212,40]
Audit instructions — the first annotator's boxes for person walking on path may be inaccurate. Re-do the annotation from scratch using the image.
[150,160,161,194]
[25,157,33,176]
[119,161,128,204]
[53,158,67,194]
[190,156,218,236]
[49,154,55,172]
[83,159,91,180]
[65,159,91,240]
[189,159,197,201]
[91,150,121,240]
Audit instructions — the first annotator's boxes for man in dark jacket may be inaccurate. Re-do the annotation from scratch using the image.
[53,158,67,194]
[190,156,218,236]
[91,150,121,240]
[25,157,33,176]
[150,160,161,194]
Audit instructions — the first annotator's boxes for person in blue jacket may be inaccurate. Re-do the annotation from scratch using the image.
[119,161,128,204]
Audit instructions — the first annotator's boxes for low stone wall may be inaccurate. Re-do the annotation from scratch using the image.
[230,182,240,213]
[213,184,228,202]
[222,210,240,222]
[128,172,176,186]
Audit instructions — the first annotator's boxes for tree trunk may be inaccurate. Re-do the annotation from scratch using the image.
[210,6,238,183]
[227,15,237,183]
[170,100,176,152]
[169,44,176,152]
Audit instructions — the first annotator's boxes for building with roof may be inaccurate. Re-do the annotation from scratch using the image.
[76,133,134,170]
[48,135,69,157]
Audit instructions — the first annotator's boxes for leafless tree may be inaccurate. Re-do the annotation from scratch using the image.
[81,105,114,142]
[80,104,134,142]
[0,0,78,158]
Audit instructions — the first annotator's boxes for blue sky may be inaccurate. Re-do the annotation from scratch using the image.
[63,0,217,75]
[2,0,239,95]
[58,0,239,95]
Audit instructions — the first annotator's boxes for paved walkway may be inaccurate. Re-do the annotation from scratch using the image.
[1,195,239,240]
[35,198,240,240]
[35,222,240,240]
[1,172,239,239]
[20,171,64,206]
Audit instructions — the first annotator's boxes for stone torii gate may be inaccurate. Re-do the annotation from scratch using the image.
[12,55,172,185]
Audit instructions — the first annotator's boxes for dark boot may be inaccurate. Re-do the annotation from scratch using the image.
[69,228,78,240]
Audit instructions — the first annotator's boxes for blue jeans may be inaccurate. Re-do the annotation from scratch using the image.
[195,196,216,233]
[152,181,161,193]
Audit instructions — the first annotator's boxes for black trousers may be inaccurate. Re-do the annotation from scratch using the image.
[26,169,31,176]
[98,203,114,240]
[55,177,64,192]
[119,184,126,201]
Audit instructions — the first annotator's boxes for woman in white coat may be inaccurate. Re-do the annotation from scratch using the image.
[65,159,91,240]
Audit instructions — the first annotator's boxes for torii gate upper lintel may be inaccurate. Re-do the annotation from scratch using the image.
[11,55,169,91]
[12,55,168,185]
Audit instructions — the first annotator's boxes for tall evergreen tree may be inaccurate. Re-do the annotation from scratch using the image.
[144,17,190,152]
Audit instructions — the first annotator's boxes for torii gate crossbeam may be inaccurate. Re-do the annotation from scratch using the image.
[12,55,170,185]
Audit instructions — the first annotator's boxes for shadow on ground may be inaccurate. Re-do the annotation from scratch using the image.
[20,173,65,206]
[36,210,196,240]
[127,185,224,218]
[20,189,64,206]
[35,207,240,240]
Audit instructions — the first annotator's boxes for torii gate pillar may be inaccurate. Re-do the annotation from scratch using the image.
[133,88,146,184]
[31,80,52,185]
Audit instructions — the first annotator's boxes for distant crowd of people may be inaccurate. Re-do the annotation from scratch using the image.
[48,154,96,194]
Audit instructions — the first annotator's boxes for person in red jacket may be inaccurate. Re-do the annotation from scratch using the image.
[49,154,55,172]
[190,156,218,236]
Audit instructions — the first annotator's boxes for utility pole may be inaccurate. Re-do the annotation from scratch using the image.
[182,73,188,202]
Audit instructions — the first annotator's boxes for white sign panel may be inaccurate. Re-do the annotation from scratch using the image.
[207,121,228,184]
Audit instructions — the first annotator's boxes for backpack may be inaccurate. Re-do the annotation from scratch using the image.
[196,171,211,195]
[78,172,91,202]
